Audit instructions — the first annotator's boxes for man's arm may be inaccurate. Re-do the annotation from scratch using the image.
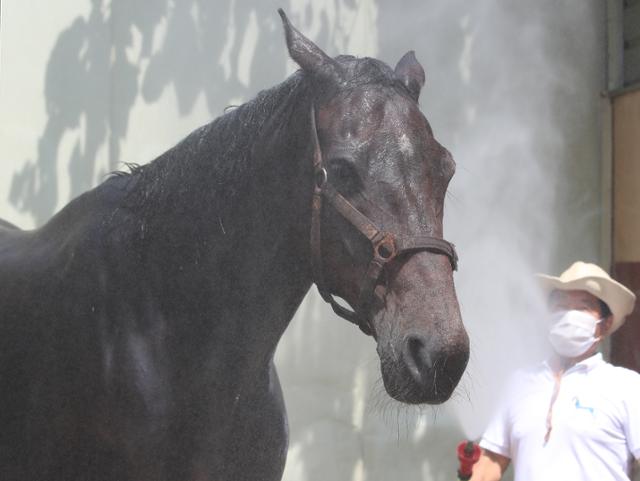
[469,449,510,481]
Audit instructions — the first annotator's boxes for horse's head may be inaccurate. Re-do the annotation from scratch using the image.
[280,11,469,405]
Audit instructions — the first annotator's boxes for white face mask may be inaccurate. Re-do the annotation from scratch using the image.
[548,310,601,358]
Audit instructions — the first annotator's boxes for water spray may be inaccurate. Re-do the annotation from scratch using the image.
[456,440,481,480]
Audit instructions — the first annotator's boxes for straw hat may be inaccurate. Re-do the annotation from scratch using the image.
[536,261,636,334]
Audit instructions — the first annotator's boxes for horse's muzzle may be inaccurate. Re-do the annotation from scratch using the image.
[379,330,469,404]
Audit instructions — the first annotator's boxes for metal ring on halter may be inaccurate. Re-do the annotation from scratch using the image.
[374,234,397,261]
[315,167,328,189]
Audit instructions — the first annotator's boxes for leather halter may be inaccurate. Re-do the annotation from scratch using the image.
[309,106,459,336]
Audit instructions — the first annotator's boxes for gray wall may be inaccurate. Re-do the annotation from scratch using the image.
[0,1,606,480]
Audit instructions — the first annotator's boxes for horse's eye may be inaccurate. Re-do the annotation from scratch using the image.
[327,158,361,195]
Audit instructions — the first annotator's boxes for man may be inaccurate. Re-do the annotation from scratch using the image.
[471,261,640,481]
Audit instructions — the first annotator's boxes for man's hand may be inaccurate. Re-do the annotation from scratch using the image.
[469,449,510,481]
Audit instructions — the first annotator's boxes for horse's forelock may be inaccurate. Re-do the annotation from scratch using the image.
[333,55,416,100]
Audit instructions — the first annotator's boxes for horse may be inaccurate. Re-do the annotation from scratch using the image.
[0,10,469,481]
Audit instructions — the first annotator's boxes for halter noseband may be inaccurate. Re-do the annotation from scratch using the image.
[309,106,458,336]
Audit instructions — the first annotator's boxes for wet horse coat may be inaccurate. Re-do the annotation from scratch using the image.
[0,11,469,481]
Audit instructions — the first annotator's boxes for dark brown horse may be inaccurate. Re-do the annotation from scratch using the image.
[0,10,469,481]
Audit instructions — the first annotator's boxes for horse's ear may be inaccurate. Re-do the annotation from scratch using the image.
[278,9,343,84]
[394,51,425,102]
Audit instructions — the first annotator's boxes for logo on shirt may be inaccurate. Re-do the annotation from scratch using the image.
[573,396,594,415]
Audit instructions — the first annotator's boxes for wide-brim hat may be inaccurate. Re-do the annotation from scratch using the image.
[536,261,636,334]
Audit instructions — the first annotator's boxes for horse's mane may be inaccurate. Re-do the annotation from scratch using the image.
[111,72,306,219]
[108,55,409,227]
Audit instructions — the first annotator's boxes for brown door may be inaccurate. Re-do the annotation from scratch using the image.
[611,88,640,372]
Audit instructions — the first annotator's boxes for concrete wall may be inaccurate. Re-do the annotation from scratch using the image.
[0,1,606,480]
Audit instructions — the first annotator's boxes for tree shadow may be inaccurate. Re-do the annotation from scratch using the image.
[7,0,292,226]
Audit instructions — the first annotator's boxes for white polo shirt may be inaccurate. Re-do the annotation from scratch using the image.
[480,353,640,481]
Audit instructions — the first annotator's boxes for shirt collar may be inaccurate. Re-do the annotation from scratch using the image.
[542,352,604,375]
[571,352,604,372]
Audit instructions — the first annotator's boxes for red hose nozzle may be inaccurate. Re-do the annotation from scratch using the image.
[457,440,481,480]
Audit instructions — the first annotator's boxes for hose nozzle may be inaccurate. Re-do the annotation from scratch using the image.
[457,440,481,480]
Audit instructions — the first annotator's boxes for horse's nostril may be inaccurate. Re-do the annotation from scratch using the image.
[403,335,434,380]
[387,333,469,404]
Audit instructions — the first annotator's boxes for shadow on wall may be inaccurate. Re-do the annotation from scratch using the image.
[7,0,297,226]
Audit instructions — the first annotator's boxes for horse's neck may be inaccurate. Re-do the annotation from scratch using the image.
[215,97,315,349]
[145,81,315,361]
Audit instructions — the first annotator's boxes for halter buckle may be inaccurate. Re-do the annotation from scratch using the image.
[374,234,397,261]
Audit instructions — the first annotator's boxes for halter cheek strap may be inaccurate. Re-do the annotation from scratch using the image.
[309,106,458,336]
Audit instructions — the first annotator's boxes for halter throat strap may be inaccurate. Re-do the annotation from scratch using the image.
[308,106,458,336]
